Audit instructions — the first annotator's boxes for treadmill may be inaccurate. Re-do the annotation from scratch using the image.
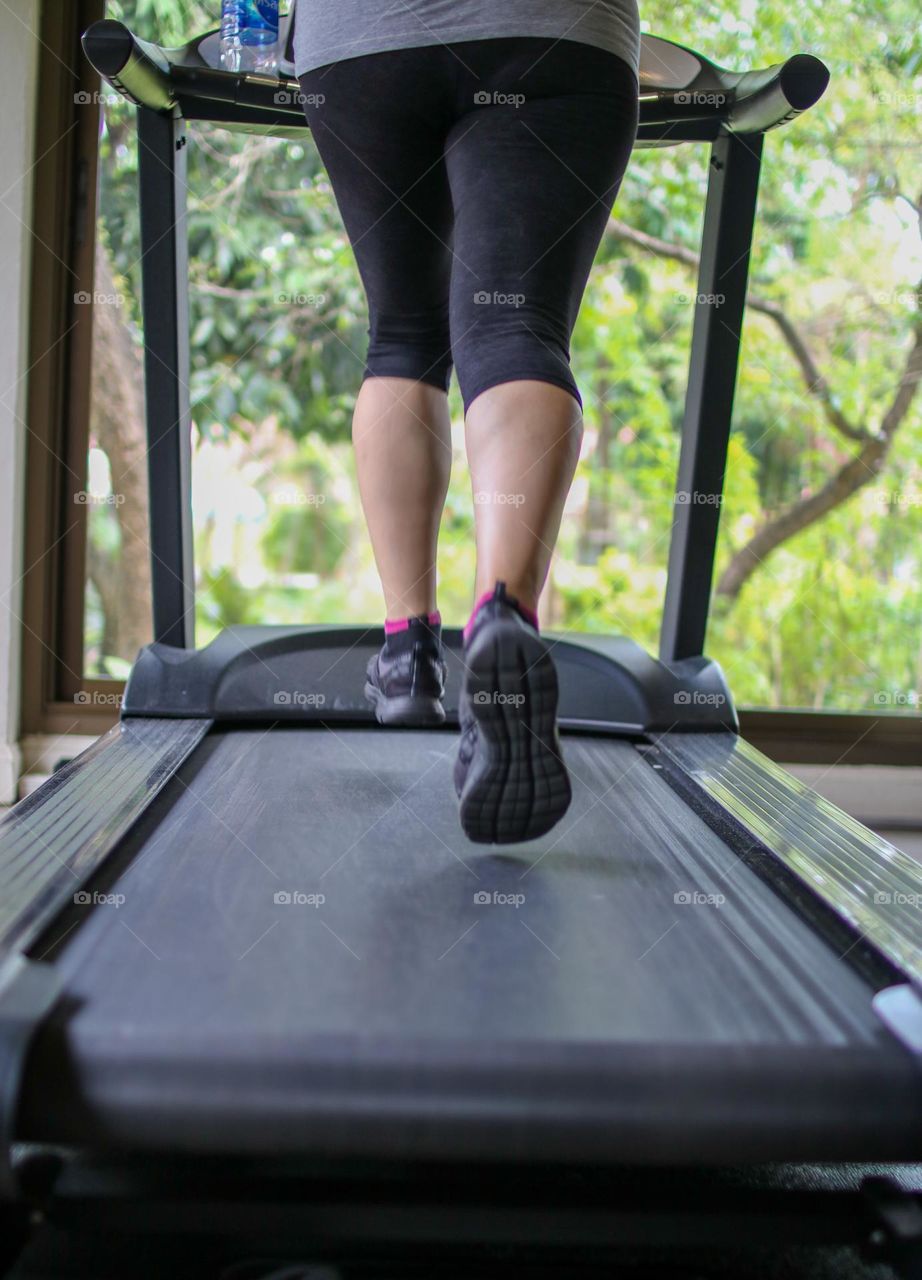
[1,12,920,1278]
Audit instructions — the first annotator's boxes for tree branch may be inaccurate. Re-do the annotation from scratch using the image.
[607,216,871,443]
[606,211,922,601]
[715,315,922,599]
[712,192,922,600]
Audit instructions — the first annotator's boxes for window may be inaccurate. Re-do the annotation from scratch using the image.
[21,0,922,765]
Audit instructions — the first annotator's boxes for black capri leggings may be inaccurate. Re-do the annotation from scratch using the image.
[299,38,638,411]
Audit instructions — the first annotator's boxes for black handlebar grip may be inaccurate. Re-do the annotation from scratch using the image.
[81,19,175,112]
[729,53,830,133]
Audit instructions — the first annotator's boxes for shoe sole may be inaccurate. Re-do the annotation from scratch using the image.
[364,681,446,727]
[458,621,571,845]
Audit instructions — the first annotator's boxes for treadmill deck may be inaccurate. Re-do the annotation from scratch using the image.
[18,728,921,1164]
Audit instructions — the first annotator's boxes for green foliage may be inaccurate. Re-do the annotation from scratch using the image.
[87,0,922,712]
[261,437,352,575]
[197,567,265,631]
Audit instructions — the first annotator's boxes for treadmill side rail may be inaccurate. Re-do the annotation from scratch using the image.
[0,719,209,959]
[652,731,922,991]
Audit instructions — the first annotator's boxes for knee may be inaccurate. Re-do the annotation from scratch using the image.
[464,377,585,439]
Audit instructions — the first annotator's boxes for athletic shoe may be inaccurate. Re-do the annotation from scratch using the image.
[455,583,571,843]
[365,640,447,726]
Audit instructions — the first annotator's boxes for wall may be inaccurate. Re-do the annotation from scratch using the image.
[0,0,40,803]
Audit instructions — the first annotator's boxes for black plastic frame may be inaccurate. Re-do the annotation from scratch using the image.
[120,623,738,731]
[8,1152,922,1267]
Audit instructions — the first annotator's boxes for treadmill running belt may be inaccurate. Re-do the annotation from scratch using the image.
[18,729,921,1164]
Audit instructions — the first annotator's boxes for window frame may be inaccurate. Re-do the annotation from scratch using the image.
[20,0,113,738]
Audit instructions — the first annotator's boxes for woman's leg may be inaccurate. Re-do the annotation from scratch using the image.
[445,39,638,841]
[299,53,458,725]
[444,39,639,620]
[299,53,456,623]
[352,377,451,620]
[465,380,582,614]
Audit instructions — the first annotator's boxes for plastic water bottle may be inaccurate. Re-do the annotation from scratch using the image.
[220,0,279,73]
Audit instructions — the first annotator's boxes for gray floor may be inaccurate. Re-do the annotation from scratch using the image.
[874,828,922,862]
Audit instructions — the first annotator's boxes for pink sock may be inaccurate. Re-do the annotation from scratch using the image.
[384,610,441,636]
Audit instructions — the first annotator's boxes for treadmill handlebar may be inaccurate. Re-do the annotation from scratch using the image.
[82,19,175,112]
[82,19,829,136]
[727,53,830,134]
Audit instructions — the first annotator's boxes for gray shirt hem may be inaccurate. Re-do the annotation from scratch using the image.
[294,22,640,79]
